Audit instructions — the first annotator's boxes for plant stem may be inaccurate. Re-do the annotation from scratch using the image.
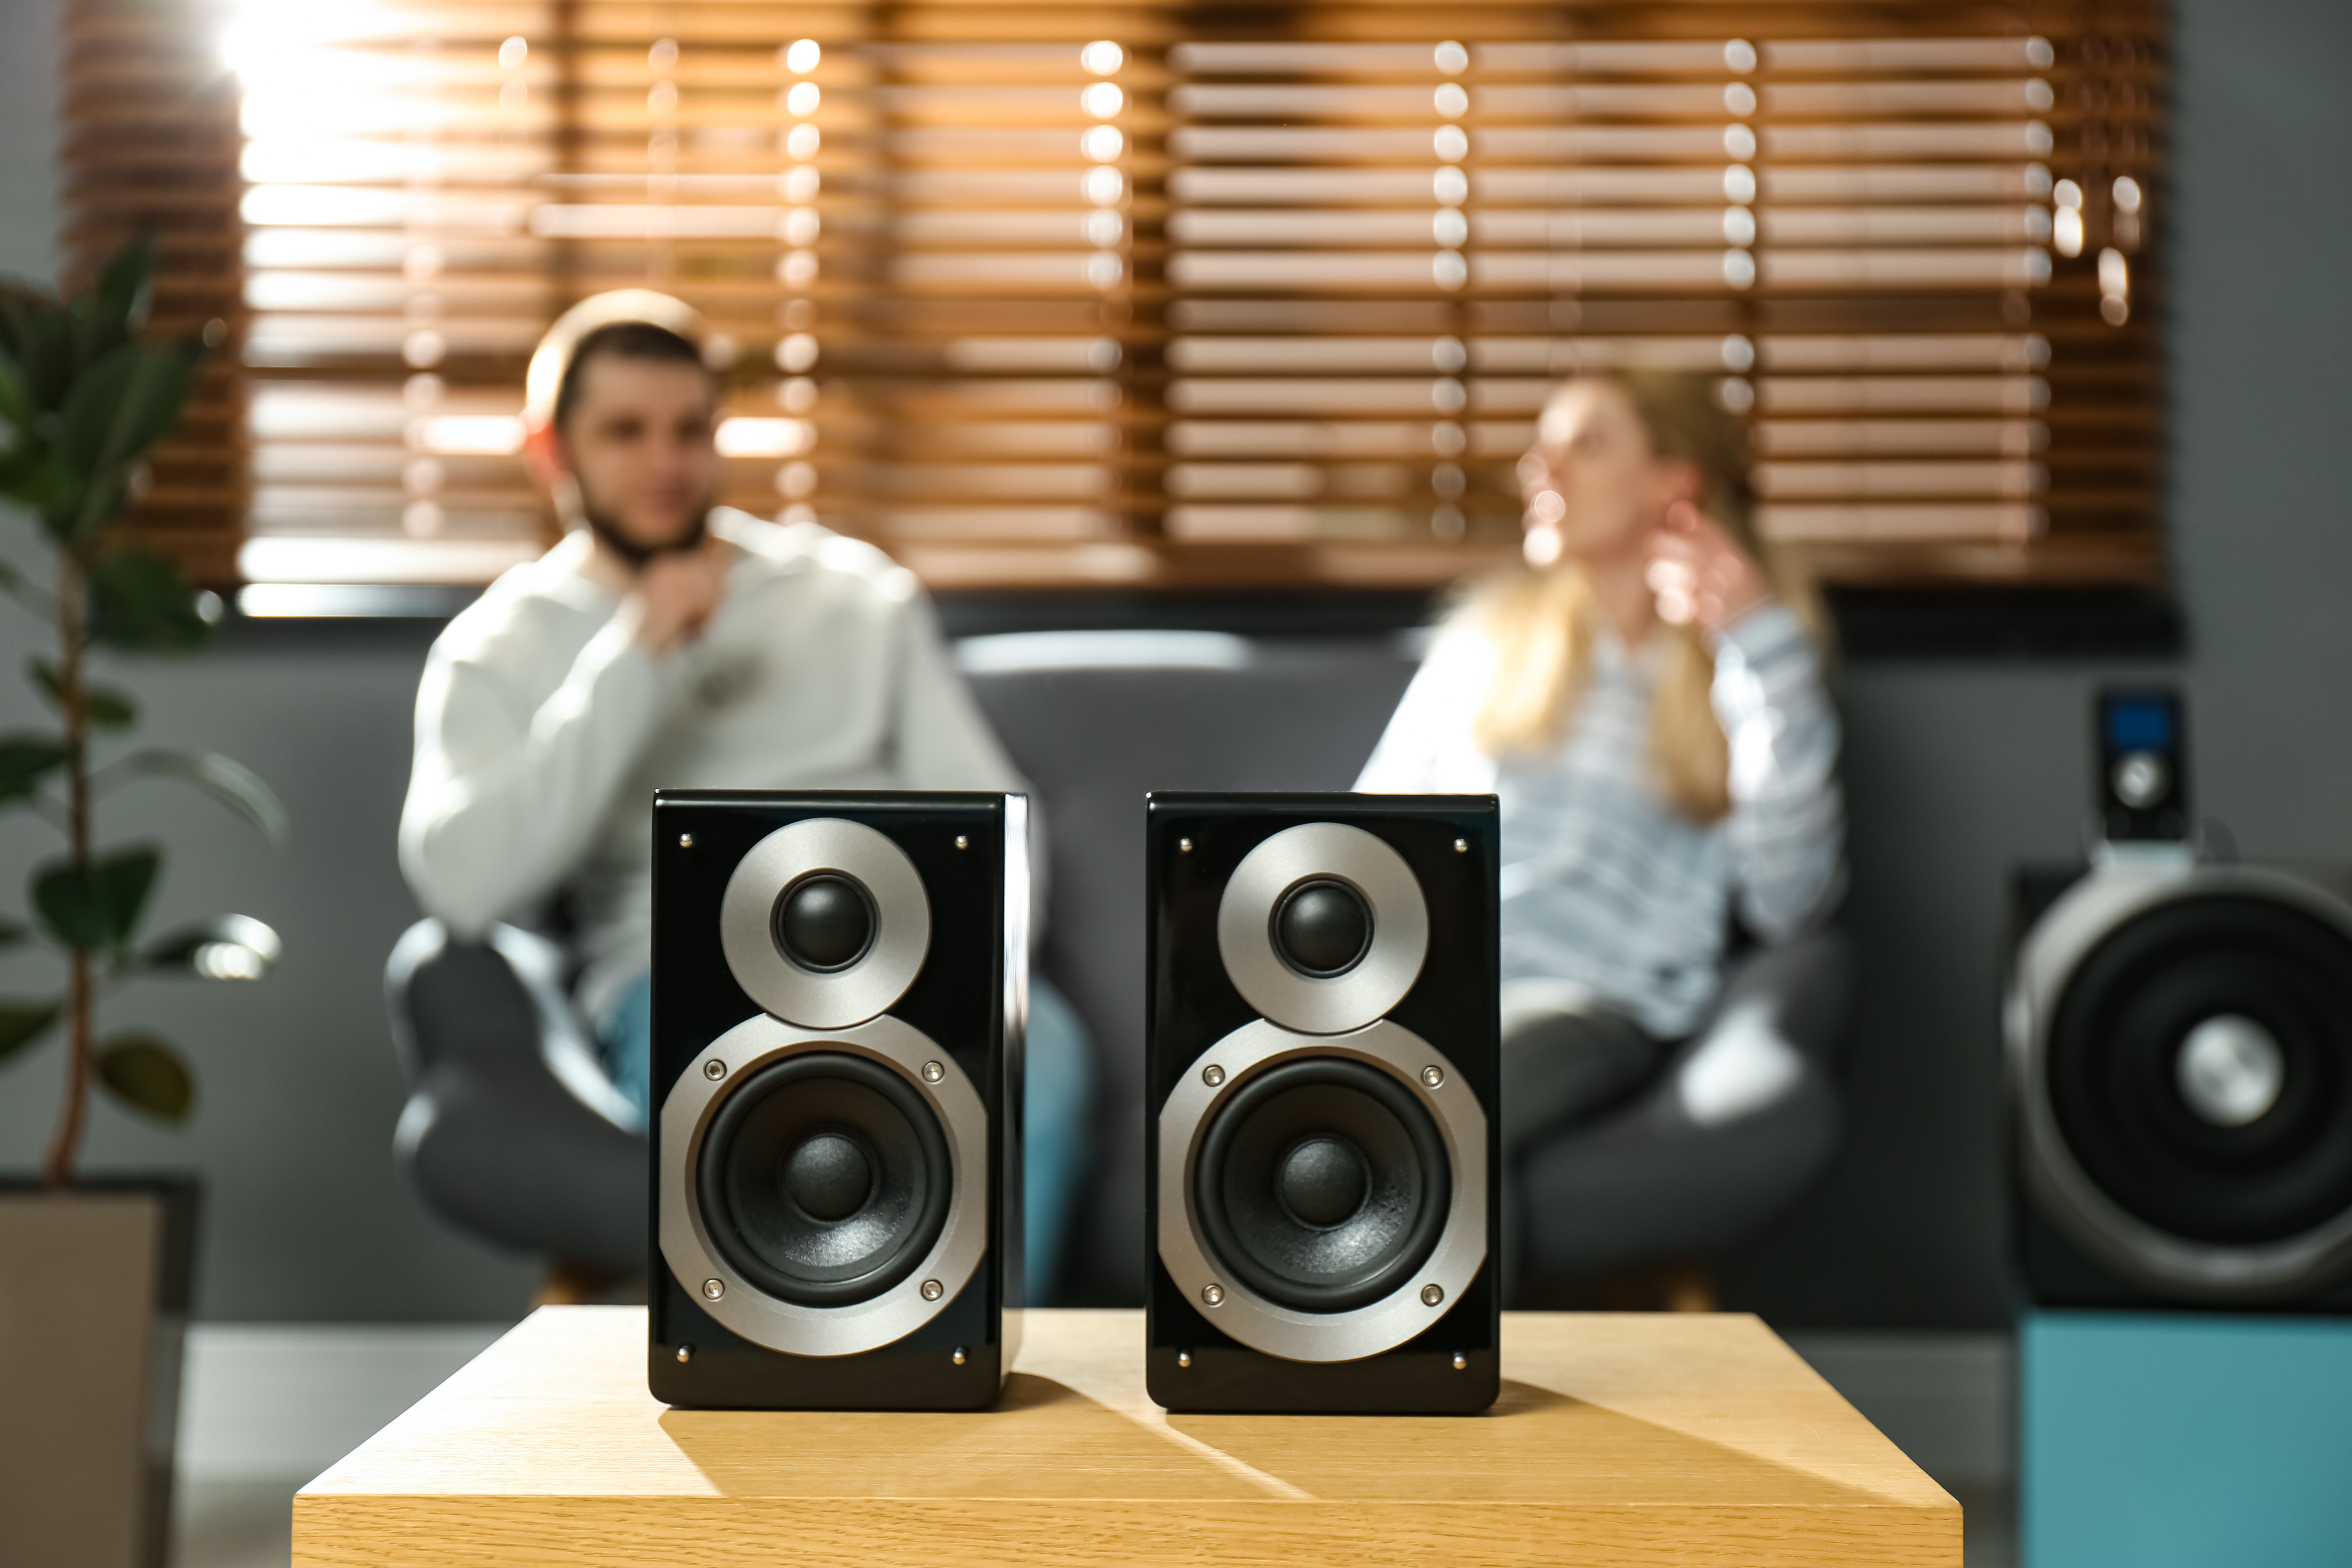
[42,552,93,1191]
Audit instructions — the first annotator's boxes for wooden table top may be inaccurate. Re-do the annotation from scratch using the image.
[294,1306,1958,1567]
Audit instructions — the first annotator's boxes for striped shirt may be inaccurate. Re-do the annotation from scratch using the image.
[1356,604,1844,1038]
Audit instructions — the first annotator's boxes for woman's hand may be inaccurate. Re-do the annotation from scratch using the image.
[1645,500,1768,635]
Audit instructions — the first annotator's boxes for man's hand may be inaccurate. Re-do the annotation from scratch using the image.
[628,537,729,656]
[1644,500,1768,635]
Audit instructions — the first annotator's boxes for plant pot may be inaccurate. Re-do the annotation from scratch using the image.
[0,1178,199,1568]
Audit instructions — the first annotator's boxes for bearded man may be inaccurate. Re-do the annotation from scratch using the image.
[398,293,1090,1299]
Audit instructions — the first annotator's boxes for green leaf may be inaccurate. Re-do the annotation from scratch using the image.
[27,658,137,728]
[32,844,161,953]
[0,733,68,803]
[87,548,214,652]
[14,303,75,412]
[96,1032,192,1122]
[0,338,31,429]
[0,917,28,948]
[94,749,289,842]
[57,340,201,500]
[3,447,75,524]
[0,1000,59,1065]
[136,915,281,981]
[56,344,138,472]
[85,237,156,342]
[86,688,136,728]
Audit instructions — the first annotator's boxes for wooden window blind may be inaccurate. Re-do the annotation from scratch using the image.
[59,0,246,584]
[61,0,2164,593]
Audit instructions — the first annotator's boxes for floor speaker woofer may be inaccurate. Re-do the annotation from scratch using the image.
[1147,793,1499,1414]
[650,791,1027,1410]
[2011,859,2352,1308]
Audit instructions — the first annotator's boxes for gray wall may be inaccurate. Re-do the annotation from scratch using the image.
[5,0,2350,1327]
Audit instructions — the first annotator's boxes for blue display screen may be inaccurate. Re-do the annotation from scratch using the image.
[2105,695,2175,751]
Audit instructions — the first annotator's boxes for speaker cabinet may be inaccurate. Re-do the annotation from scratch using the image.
[1145,793,1499,1414]
[2009,859,2352,1312]
[648,791,1026,1408]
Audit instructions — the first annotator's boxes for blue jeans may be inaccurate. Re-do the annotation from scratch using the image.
[598,976,1095,1306]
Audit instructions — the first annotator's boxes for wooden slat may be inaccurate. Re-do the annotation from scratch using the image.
[58,0,247,586]
[54,0,2164,589]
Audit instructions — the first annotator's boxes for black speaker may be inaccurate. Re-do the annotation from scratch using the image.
[2009,690,2352,1312]
[648,791,1026,1408]
[1145,793,1500,1413]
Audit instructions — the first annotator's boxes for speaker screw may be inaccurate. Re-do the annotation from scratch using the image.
[1421,1284,1445,1307]
[1202,1064,1225,1087]
[953,1347,967,1366]
[1454,838,1468,853]
[1452,1352,1467,1371]
[703,1059,726,1081]
[1178,837,1193,853]
[702,1279,725,1301]
[679,833,694,849]
[1421,1065,1444,1089]
[922,1060,945,1084]
[1202,1283,1225,1307]
[677,1345,693,1363]
[955,835,969,849]
[921,1279,944,1301]
[1178,1351,1192,1368]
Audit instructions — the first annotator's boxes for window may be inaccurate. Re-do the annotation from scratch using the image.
[62,0,2164,594]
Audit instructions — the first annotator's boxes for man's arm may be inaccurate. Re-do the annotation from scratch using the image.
[398,611,667,936]
[882,583,1055,929]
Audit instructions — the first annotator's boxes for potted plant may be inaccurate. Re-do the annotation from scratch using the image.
[0,239,287,1568]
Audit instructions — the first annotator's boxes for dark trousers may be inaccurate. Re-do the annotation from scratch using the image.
[1498,1003,1671,1299]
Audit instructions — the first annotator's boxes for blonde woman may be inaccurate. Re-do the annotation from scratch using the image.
[1356,369,1844,1279]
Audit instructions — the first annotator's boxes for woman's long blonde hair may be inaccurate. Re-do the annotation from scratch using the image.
[1468,368,1824,823]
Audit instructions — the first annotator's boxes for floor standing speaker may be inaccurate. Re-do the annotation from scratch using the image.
[648,790,1025,1410]
[1146,792,1500,1414]
[2009,689,2352,1566]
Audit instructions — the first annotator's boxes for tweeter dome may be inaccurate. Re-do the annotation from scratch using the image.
[650,791,1027,1409]
[1146,793,1499,1414]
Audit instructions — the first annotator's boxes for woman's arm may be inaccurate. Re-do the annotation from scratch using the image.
[1711,605,1846,939]
[398,610,668,935]
[1355,627,1499,794]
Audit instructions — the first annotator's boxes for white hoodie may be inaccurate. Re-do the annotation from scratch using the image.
[398,510,1030,1021]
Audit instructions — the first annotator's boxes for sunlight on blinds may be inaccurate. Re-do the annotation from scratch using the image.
[217,1,2163,590]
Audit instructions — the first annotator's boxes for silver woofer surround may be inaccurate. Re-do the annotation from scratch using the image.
[721,817,930,1030]
[1217,822,1429,1035]
[1158,1017,1485,1363]
[2009,860,2352,1299]
[661,1012,986,1356]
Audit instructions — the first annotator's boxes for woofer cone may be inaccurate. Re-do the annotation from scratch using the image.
[2047,894,2352,1247]
[1193,1057,1450,1313]
[695,1051,951,1307]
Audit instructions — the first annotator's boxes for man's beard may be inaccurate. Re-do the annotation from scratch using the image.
[575,485,714,569]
